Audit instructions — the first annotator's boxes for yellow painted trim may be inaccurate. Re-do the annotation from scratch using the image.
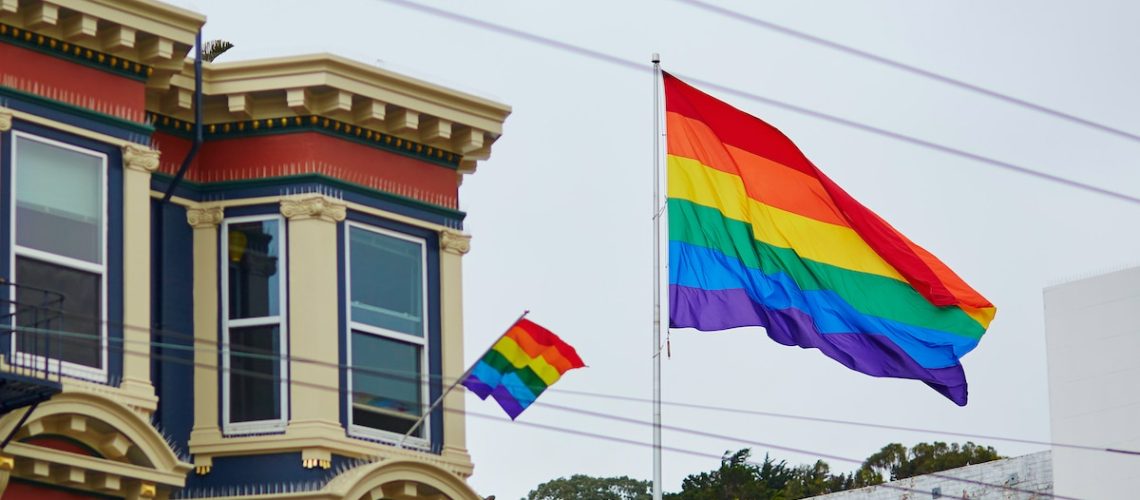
[50,0,204,45]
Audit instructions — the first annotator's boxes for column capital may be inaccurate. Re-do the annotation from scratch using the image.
[122,144,160,172]
[440,229,471,255]
[280,196,346,222]
[186,206,224,228]
[0,107,12,132]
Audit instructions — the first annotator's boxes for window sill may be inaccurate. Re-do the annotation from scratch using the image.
[188,422,472,478]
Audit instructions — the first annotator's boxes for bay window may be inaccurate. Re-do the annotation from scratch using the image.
[346,222,429,444]
[10,132,106,380]
[221,215,287,433]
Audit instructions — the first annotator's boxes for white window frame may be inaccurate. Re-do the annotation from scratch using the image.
[220,214,289,435]
[344,221,431,449]
[9,131,108,383]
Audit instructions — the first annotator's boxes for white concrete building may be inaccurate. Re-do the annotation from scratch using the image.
[1044,266,1140,500]
[808,451,1053,500]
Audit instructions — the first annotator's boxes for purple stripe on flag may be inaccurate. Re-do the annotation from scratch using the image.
[462,373,495,400]
[490,384,528,420]
[670,285,968,405]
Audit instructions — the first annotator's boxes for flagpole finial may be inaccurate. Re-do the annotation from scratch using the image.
[651,53,660,64]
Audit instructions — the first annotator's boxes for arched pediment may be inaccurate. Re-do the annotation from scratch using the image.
[0,390,191,476]
[328,458,482,500]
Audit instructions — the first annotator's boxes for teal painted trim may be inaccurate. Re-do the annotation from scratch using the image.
[152,172,467,220]
[150,113,462,170]
[0,23,151,81]
[0,86,154,136]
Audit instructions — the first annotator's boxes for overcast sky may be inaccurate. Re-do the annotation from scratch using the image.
[165,1,1140,497]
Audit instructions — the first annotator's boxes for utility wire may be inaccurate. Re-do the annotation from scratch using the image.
[374,0,1140,206]
[11,327,1075,499]
[674,0,1140,145]
[10,319,1140,459]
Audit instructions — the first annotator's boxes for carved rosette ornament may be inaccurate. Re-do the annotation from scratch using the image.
[0,107,12,132]
[186,207,224,228]
[440,229,471,255]
[280,196,347,222]
[122,144,160,172]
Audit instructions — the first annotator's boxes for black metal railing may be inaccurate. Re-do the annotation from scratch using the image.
[0,279,66,384]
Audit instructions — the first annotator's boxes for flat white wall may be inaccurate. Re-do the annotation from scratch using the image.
[809,451,1053,500]
[1044,266,1140,500]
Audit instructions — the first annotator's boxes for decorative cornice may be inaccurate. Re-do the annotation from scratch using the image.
[186,207,224,228]
[122,144,159,172]
[0,107,10,132]
[148,112,462,169]
[0,22,153,81]
[280,196,347,222]
[439,229,471,255]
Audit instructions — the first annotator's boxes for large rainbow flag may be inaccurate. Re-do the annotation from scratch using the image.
[462,318,585,419]
[664,73,996,405]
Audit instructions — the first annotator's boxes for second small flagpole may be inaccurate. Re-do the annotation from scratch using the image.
[651,52,664,500]
[400,309,530,447]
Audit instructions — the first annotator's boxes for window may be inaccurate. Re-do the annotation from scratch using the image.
[221,216,287,433]
[10,132,107,380]
[346,223,429,444]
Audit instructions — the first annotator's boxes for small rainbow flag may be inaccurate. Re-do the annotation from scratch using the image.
[664,72,996,405]
[462,318,585,419]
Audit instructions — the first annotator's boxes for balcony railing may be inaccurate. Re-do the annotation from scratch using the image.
[0,279,66,414]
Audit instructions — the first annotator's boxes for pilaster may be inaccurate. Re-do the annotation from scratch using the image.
[0,107,11,132]
[438,229,471,463]
[281,196,345,437]
[186,206,223,446]
[120,144,161,399]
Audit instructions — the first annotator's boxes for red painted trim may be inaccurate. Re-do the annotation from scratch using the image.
[0,42,146,122]
[6,479,116,499]
[152,131,459,207]
[22,435,102,457]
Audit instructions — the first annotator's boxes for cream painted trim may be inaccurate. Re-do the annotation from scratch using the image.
[5,442,188,485]
[151,192,461,234]
[328,459,481,500]
[62,377,159,414]
[171,54,510,134]
[49,0,204,45]
[0,391,190,479]
[188,427,473,479]
[0,107,138,147]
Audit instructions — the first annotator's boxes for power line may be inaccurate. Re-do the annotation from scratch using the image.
[15,329,1073,499]
[11,319,1139,459]
[374,0,1140,206]
[673,0,1140,145]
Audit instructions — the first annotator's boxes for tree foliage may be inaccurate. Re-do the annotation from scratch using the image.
[523,442,1000,500]
[525,474,651,500]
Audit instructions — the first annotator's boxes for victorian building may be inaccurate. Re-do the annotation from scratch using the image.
[0,0,509,498]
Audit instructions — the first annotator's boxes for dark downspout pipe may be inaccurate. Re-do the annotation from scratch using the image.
[152,32,203,418]
[163,31,204,203]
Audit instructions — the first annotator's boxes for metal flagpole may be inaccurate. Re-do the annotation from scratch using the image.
[651,52,664,500]
[399,310,530,447]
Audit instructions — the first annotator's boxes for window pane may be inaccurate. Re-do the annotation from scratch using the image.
[229,325,281,423]
[228,220,281,319]
[15,137,103,264]
[14,257,101,369]
[351,332,422,435]
[349,228,423,336]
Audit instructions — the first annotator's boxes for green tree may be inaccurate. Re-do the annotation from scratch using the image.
[201,39,234,63]
[525,474,651,500]
[855,441,1001,482]
[666,449,793,500]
